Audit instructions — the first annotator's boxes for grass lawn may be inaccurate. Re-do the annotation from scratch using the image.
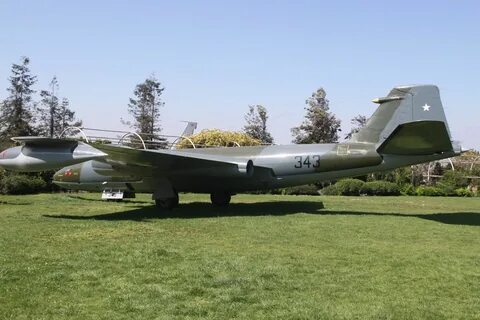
[0,193,479,319]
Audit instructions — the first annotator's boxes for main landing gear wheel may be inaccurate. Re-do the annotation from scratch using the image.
[210,192,231,207]
[155,195,179,210]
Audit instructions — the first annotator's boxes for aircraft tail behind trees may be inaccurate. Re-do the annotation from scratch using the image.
[349,85,460,155]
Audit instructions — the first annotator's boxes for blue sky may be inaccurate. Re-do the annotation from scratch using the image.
[0,0,479,149]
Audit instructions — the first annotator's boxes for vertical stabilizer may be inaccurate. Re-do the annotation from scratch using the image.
[350,85,455,155]
[180,121,198,137]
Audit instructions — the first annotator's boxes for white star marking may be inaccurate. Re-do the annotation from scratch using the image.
[422,104,431,111]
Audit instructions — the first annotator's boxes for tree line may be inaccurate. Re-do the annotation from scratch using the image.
[124,72,364,146]
[0,57,81,149]
[0,56,361,148]
[242,87,367,145]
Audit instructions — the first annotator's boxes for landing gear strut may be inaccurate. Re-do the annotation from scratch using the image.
[155,194,179,210]
[210,192,231,207]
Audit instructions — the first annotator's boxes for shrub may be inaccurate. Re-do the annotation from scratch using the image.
[335,179,365,196]
[360,181,400,196]
[1,174,46,195]
[320,184,339,196]
[455,188,474,197]
[436,184,457,197]
[0,169,5,193]
[283,185,319,196]
[244,189,284,195]
[416,186,445,197]
[401,184,416,196]
[176,129,261,148]
[439,170,468,189]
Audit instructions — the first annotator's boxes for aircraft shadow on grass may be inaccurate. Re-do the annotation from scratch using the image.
[43,200,480,226]
[0,200,32,205]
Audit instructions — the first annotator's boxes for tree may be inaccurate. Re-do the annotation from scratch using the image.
[0,57,37,143]
[243,105,273,144]
[37,76,82,137]
[126,75,164,141]
[291,87,341,144]
[345,114,367,140]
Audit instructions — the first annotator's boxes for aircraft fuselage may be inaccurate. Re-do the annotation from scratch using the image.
[53,142,456,193]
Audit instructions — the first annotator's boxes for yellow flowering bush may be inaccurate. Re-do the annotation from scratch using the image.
[176,129,261,149]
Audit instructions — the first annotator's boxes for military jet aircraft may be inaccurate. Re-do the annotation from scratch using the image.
[0,85,461,209]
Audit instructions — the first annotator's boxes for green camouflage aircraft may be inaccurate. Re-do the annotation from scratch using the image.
[0,85,461,208]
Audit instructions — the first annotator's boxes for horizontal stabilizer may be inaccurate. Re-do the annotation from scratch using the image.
[377,121,453,155]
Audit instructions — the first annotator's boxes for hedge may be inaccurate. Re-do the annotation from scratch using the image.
[361,181,400,196]
[334,179,365,196]
[1,174,46,195]
[282,185,320,196]
[415,186,445,197]
[320,184,340,196]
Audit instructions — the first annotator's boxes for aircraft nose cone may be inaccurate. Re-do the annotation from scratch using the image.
[0,146,23,170]
[53,169,63,181]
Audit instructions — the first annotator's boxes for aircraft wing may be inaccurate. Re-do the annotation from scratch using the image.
[90,143,255,178]
[0,136,256,176]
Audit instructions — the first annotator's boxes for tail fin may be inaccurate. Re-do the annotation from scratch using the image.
[350,85,456,155]
[180,121,198,137]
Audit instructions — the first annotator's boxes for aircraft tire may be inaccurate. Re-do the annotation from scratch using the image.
[155,195,179,210]
[210,192,231,207]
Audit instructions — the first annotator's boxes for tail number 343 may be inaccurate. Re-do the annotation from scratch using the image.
[294,155,320,169]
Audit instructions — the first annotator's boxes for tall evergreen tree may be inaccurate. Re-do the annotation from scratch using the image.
[37,76,82,137]
[0,57,37,142]
[291,87,341,144]
[126,75,164,141]
[243,105,273,144]
[344,114,367,140]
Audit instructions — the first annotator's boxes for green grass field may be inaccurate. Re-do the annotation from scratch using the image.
[0,193,479,319]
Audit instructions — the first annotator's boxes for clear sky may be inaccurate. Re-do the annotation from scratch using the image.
[0,0,479,149]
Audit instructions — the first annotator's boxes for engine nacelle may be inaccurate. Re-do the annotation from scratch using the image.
[0,138,106,172]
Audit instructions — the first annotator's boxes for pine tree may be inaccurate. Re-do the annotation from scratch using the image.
[37,77,82,137]
[291,87,341,144]
[243,105,273,144]
[0,57,37,141]
[127,75,164,141]
[57,97,82,136]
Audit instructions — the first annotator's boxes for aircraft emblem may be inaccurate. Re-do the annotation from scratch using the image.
[422,104,431,111]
